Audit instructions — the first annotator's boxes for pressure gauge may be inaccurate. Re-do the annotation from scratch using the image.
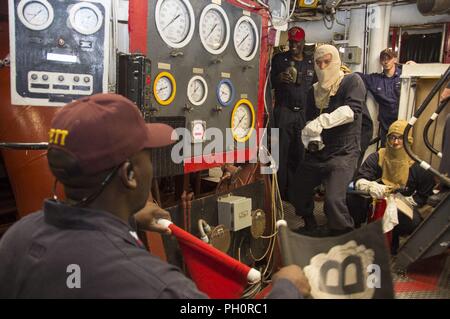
[69,2,103,35]
[231,99,255,142]
[199,4,230,55]
[190,120,206,144]
[233,16,259,61]
[153,71,176,105]
[155,0,195,48]
[187,75,208,106]
[17,0,54,31]
[217,79,234,106]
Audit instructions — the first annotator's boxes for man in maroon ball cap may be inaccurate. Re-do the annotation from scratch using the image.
[0,93,311,299]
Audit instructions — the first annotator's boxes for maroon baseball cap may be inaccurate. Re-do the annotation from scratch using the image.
[48,93,176,175]
[288,27,305,42]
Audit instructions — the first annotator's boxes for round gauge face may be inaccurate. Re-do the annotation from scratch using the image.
[69,2,103,35]
[231,99,255,142]
[192,122,205,141]
[156,77,173,101]
[199,4,230,55]
[233,16,259,61]
[153,72,176,105]
[17,0,54,31]
[155,0,195,48]
[217,79,234,106]
[187,76,208,106]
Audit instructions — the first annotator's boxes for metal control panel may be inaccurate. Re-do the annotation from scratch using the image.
[8,0,110,106]
[129,0,269,175]
[27,71,93,95]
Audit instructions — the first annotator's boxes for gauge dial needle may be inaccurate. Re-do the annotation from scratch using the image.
[237,114,246,127]
[162,13,181,31]
[237,34,249,48]
[29,9,43,22]
[193,83,200,94]
[206,24,218,40]
[157,86,168,92]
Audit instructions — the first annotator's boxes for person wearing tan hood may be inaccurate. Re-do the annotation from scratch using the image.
[352,120,435,254]
[289,44,366,237]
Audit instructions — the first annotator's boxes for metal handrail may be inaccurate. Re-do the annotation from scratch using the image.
[403,66,450,187]
[0,142,48,150]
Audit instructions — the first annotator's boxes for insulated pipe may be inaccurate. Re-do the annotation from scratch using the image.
[296,3,449,43]
[390,3,450,26]
[417,0,450,16]
[382,3,392,50]
[294,11,346,43]
[367,3,390,73]
[348,7,367,72]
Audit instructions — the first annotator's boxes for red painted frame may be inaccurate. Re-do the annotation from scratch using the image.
[129,0,269,173]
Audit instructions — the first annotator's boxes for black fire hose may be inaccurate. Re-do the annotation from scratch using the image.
[423,97,450,158]
[403,66,450,188]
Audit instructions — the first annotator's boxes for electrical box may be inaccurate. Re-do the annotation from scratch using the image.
[8,0,110,106]
[341,46,362,64]
[218,195,252,231]
[298,0,319,8]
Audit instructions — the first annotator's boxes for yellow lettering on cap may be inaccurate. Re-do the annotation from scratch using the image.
[57,129,69,146]
[49,129,55,144]
[49,128,69,146]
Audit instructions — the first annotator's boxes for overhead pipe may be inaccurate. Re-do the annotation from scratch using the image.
[367,3,391,73]
[390,3,450,26]
[417,0,450,16]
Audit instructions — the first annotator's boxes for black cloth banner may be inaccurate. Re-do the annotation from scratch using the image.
[278,221,394,299]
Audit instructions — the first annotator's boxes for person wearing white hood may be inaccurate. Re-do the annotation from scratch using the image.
[289,44,367,236]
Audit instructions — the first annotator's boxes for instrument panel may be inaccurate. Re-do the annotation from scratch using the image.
[129,0,268,175]
[9,0,110,106]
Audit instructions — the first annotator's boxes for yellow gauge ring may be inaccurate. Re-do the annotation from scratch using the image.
[153,71,176,106]
[231,98,255,143]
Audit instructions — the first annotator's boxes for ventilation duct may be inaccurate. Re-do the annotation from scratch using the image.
[417,0,450,16]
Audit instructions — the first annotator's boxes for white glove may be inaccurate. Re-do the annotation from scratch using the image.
[317,105,354,129]
[301,130,310,148]
[355,179,389,199]
[302,105,354,137]
[383,195,399,233]
[301,131,325,150]
[404,196,418,207]
[302,119,323,136]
